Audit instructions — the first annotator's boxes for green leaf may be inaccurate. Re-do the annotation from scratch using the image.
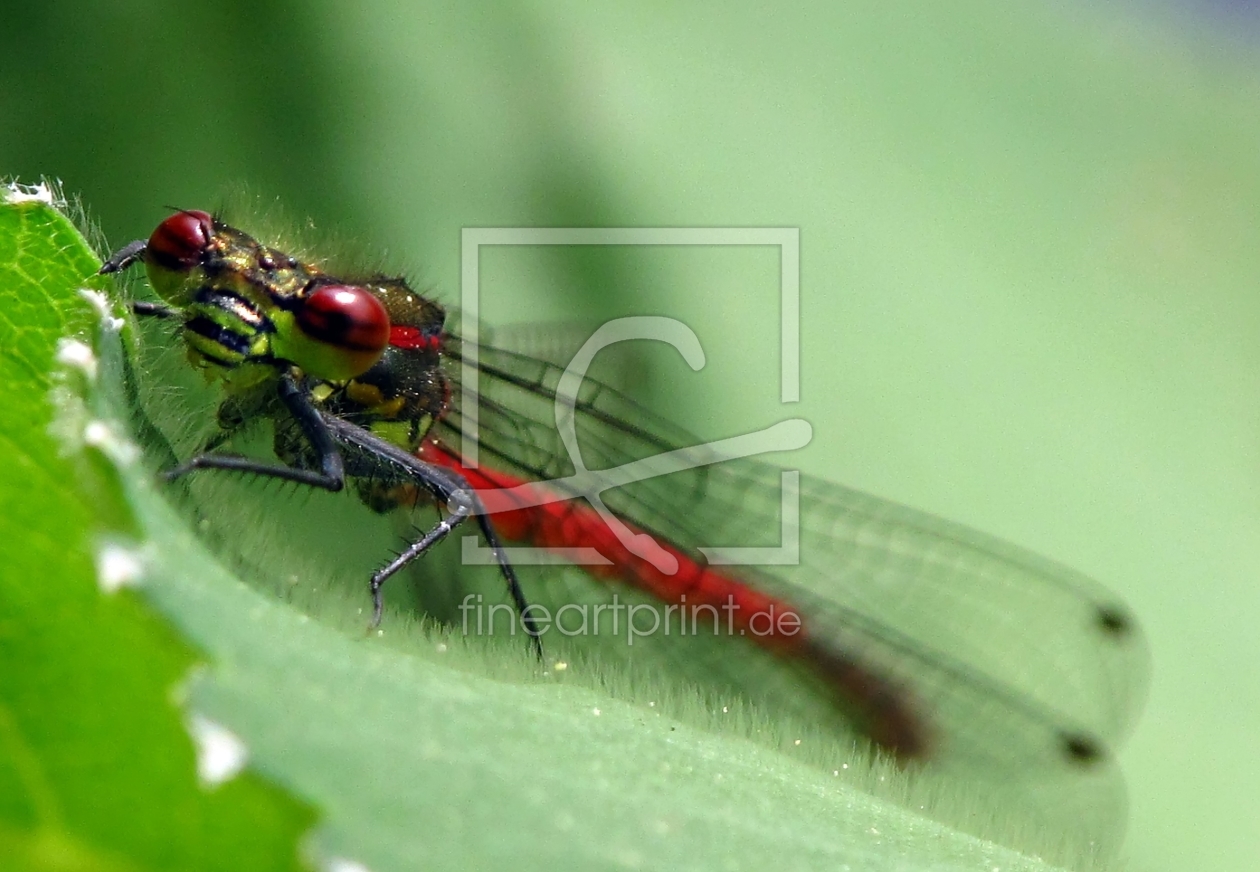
[7,185,1101,871]
[0,186,313,872]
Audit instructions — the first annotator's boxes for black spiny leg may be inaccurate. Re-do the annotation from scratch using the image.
[102,241,181,322]
[319,413,544,658]
[132,300,179,319]
[101,238,183,321]
[367,487,475,627]
[367,482,544,658]
[165,371,346,492]
[467,503,543,658]
[99,239,148,274]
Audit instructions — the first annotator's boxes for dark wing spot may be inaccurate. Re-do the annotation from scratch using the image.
[1061,732,1105,765]
[1096,605,1132,637]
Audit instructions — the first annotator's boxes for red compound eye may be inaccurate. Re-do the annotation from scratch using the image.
[297,284,391,358]
[147,210,214,271]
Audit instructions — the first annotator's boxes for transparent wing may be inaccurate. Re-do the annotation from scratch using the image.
[436,334,1149,773]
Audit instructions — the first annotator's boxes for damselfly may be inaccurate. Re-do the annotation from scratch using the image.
[101,209,1148,772]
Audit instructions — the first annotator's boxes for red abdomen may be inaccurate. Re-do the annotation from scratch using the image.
[419,439,930,761]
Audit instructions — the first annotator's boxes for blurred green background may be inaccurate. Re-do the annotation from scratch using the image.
[5,1,1260,869]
